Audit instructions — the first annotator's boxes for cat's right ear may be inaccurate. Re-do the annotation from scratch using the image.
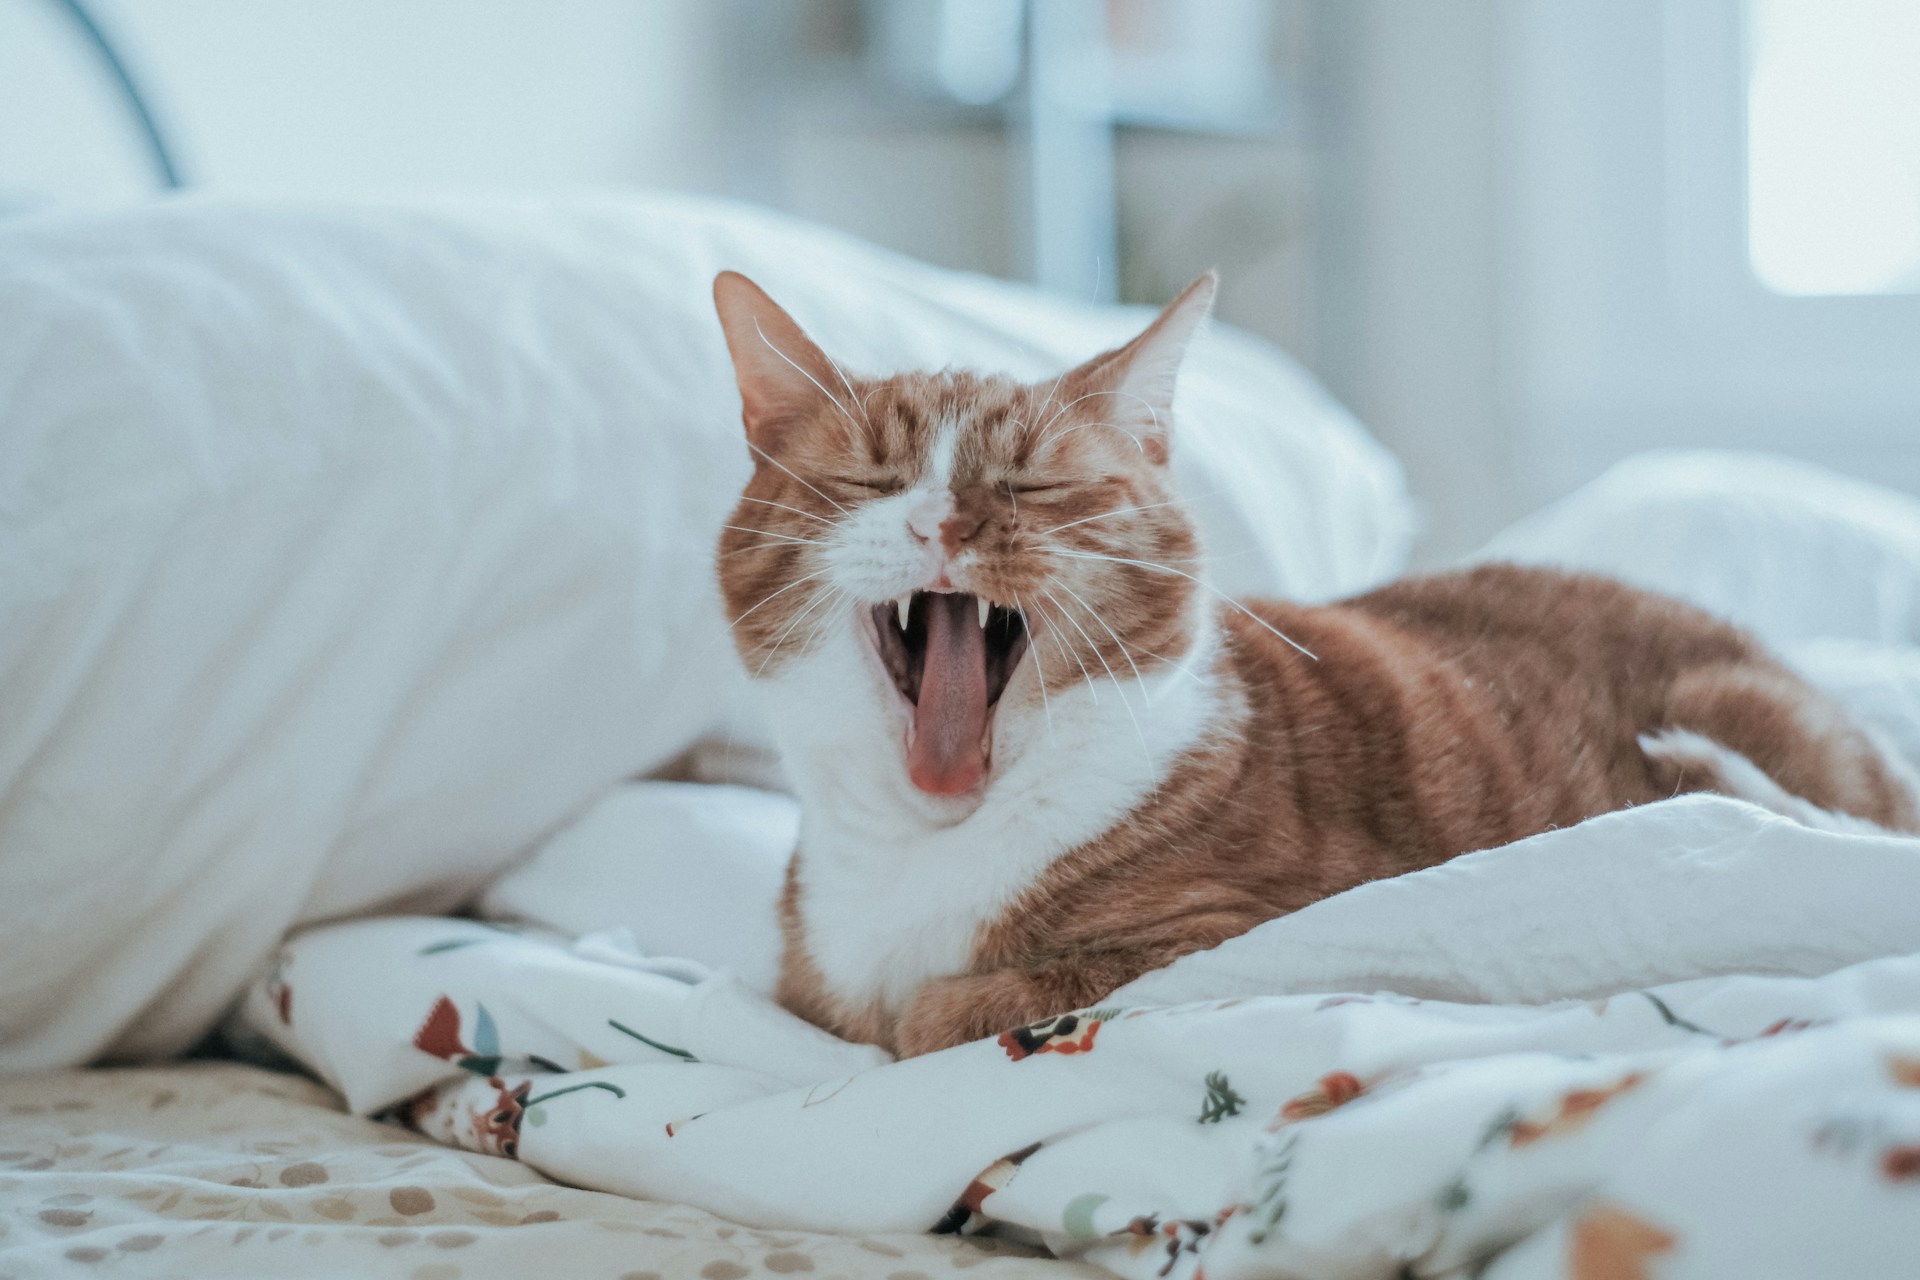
[1052,272,1216,466]
[712,271,847,450]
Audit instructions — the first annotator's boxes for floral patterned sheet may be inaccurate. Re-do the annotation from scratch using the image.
[0,1061,1089,1279]
[228,796,1920,1280]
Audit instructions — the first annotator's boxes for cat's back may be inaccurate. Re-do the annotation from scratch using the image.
[1337,564,1767,729]
[1340,562,1756,670]
[1218,563,1771,855]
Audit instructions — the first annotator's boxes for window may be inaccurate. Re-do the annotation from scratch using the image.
[1747,0,1920,295]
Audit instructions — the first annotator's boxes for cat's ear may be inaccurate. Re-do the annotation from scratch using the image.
[712,271,850,450]
[1059,271,1217,464]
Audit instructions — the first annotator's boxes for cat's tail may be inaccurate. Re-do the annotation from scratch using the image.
[1642,663,1920,836]
[1639,729,1907,837]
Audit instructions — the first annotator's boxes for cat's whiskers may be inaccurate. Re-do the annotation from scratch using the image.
[1034,389,1163,454]
[746,441,850,516]
[755,583,845,679]
[1029,370,1071,441]
[1045,586,1153,773]
[1038,500,1181,537]
[1046,547,1319,661]
[1037,416,1146,456]
[1040,636,1091,712]
[702,573,838,765]
[752,320,865,445]
[719,539,815,560]
[706,579,825,771]
[739,495,835,526]
[822,354,873,454]
[725,568,835,636]
[1048,534,1216,568]
[722,524,825,547]
[1010,590,1055,740]
[1114,637,1207,688]
[712,581,843,768]
[821,351,865,416]
[1026,595,1096,707]
[1055,579,1152,695]
[1036,590,1102,705]
[1034,388,1099,437]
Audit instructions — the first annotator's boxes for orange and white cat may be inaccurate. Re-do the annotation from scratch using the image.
[710,270,1920,1057]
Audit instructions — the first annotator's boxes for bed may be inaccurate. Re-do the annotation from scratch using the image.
[0,1060,1088,1277]
[7,195,1920,1278]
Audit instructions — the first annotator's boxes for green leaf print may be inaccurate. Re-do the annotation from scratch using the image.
[607,1018,698,1061]
[417,938,490,955]
[1198,1071,1247,1124]
[1246,1131,1299,1245]
[523,1080,627,1108]
[1638,991,1718,1037]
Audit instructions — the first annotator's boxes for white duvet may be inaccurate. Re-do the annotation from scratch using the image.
[240,793,1920,1280]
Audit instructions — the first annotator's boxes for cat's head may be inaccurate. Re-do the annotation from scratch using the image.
[712,271,1216,816]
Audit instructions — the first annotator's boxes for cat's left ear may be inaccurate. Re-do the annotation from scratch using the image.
[1059,271,1217,465]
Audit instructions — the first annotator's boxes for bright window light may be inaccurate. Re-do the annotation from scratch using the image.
[1748,0,1920,295]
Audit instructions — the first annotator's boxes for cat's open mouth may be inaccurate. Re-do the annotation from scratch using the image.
[869,591,1029,798]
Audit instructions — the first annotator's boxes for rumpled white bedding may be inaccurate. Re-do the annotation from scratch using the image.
[229,450,1920,1278]
[238,794,1920,1279]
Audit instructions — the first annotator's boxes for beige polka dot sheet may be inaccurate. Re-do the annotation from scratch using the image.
[0,1062,1092,1279]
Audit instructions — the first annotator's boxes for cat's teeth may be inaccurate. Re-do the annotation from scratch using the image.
[896,595,912,632]
[977,597,990,629]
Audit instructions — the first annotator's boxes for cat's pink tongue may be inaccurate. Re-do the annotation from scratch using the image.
[908,593,990,796]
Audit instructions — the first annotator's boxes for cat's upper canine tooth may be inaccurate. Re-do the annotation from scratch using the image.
[896,595,912,632]
[977,596,990,629]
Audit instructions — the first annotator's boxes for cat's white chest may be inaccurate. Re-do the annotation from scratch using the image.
[796,818,1047,1013]
[790,690,1225,1013]
[768,607,1227,1017]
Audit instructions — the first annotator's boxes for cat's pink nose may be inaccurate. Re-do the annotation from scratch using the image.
[906,491,954,543]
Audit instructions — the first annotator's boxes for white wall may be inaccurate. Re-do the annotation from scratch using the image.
[0,0,735,201]
[1310,0,1509,564]
[1,0,155,201]
[1315,0,1920,564]
[1499,0,1920,508]
[1,1,1324,335]
[23,0,1901,574]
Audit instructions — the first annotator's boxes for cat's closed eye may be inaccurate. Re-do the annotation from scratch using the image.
[1007,481,1071,496]
[836,475,900,494]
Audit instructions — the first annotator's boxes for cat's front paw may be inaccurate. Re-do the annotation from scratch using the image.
[892,970,1053,1057]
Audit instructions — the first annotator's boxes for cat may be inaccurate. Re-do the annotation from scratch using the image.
[708,268,1920,1057]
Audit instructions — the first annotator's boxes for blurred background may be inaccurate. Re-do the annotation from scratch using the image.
[5,0,1918,563]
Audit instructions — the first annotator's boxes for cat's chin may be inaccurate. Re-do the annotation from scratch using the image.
[897,773,993,825]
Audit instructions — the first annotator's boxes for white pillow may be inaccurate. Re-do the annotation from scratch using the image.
[1472,450,1920,648]
[0,193,1409,1068]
